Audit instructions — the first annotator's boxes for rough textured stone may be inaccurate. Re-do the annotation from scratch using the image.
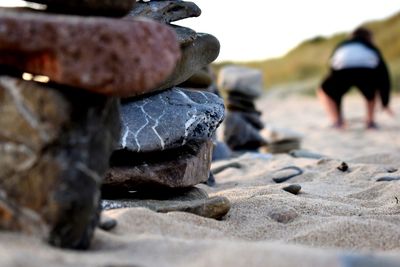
[104,141,213,190]
[0,76,120,249]
[102,195,231,220]
[0,9,180,97]
[24,0,136,16]
[223,111,267,151]
[156,33,220,90]
[129,0,201,23]
[119,88,224,153]
[218,66,263,98]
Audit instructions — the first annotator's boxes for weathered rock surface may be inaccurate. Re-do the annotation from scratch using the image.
[218,65,263,98]
[102,195,231,220]
[223,111,267,150]
[24,0,136,16]
[119,88,224,153]
[0,76,120,249]
[0,10,180,97]
[104,141,213,190]
[156,33,220,90]
[129,0,201,23]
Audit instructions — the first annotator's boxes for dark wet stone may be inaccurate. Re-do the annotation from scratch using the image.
[0,9,180,97]
[282,184,302,195]
[0,76,120,249]
[102,196,230,220]
[156,33,220,90]
[24,0,136,16]
[272,166,303,183]
[268,207,298,223]
[337,162,349,172]
[119,88,224,153]
[129,0,201,23]
[223,111,267,151]
[99,216,117,231]
[104,141,213,190]
[376,176,400,182]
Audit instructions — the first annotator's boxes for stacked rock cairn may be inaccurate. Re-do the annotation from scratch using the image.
[218,66,267,151]
[102,1,231,222]
[0,0,229,250]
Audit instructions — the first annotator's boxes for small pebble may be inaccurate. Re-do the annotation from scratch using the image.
[386,167,398,173]
[272,166,303,183]
[337,162,349,172]
[376,176,400,182]
[99,217,118,231]
[282,184,302,195]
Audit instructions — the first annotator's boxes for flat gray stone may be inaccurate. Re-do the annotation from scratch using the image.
[102,195,231,220]
[156,33,220,90]
[218,65,264,98]
[129,0,201,23]
[104,141,213,190]
[119,88,224,153]
[24,0,136,16]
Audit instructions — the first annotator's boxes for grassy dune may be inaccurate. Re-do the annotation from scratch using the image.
[214,11,400,92]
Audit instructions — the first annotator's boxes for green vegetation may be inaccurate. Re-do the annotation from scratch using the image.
[214,11,400,92]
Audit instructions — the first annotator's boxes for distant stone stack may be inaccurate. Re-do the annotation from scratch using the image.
[218,66,267,151]
[102,1,230,219]
[0,1,181,249]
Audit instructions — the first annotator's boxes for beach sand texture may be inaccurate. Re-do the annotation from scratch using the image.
[1,94,400,267]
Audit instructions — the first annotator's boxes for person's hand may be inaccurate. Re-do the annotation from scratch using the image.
[382,106,395,117]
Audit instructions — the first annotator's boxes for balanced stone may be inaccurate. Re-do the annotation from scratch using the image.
[223,111,267,150]
[104,141,213,190]
[179,67,213,88]
[24,0,136,16]
[129,0,201,23]
[155,33,220,90]
[119,88,224,153]
[0,10,180,97]
[0,76,120,249]
[218,66,263,98]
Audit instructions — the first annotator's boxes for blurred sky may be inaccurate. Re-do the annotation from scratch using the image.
[177,0,400,62]
[1,0,399,62]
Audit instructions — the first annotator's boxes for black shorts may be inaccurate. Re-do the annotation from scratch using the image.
[321,68,379,104]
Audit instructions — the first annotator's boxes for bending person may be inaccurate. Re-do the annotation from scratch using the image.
[318,27,393,129]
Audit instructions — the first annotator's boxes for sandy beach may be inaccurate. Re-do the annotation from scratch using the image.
[1,93,400,267]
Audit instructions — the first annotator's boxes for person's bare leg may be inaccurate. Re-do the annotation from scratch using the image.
[366,98,377,129]
[317,88,343,127]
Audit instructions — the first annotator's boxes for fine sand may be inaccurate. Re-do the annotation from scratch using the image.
[1,93,400,267]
